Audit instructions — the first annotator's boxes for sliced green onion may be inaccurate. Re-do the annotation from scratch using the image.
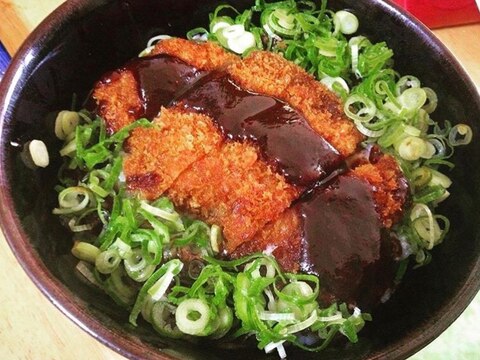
[53,186,95,215]
[398,88,427,111]
[26,140,50,168]
[140,201,180,224]
[320,76,350,95]
[151,301,183,338]
[75,261,102,287]
[104,267,137,306]
[448,124,473,146]
[210,17,234,34]
[395,75,421,95]
[353,120,385,138]
[176,298,213,336]
[344,94,377,122]
[68,217,94,232]
[222,24,246,39]
[228,31,256,54]
[429,168,452,188]
[334,10,358,35]
[411,167,432,188]
[148,260,184,301]
[60,138,77,157]
[95,249,121,274]
[110,238,132,259]
[209,306,233,339]
[349,36,367,78]
[72,241,101,263]
[259,311,296,322]
[397,136,427,161]
[422,87,438,114]
[318,312,343,322]
[410,203,442,249]
[146,35,171,48]
[55,111,80,140]
[186,27,209,41]
[210,224,221,253]
[284,310,317,334]
[124,248,156,282]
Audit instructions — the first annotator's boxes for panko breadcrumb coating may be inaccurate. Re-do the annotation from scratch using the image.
[168,141,300,253]
[151,38,238,70]
[350,154,409,228]
[231,207,303,272]
[93,70,142,133]
[124,107,222,199]
[231,153,408,272]
[92,39,236,133]
[227,51,363,157]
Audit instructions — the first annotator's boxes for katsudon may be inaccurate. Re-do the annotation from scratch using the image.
[48,1,471,355]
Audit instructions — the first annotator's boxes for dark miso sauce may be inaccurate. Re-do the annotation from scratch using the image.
[175,72,343,187]
[112,54,207,119]
[299,175,401,309]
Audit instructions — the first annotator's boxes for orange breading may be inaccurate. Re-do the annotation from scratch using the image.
[151,38,237,71]
[284,74,363,156]
[350,154,409,228]
[93,38,236,133]
[228,51,304,99]
[123,107,222,200]
[227,51,363,157]
[92,70,141,133]
[168,141,300,253]
[231,207,303,273]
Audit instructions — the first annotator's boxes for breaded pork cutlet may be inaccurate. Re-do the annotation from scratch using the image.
[168,141,300,253]
[350,153,409,228]
[150,38,238,71]
[124,106,222,199]
[92,38,236,133]
[228,51,363,157]
[124,105,300,253]
[231,207,303,272]
[230,154,408,274]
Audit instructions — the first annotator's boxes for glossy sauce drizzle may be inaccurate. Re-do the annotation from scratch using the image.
[125,54,207,119]
[175,72,343,187]
[299,175,400,309]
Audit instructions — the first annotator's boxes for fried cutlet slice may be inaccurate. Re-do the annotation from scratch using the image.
[92,39,236,133]
[231,207,303,273]
[229,153,408,274]
[168,141,300,253]
[123,107,222,199]
[228,51,363,157]
[93,70,143,133]
[349,153,409,228]
[150,37,238,71]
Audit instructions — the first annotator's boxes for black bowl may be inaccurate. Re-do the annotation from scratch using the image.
[0,0,479,359]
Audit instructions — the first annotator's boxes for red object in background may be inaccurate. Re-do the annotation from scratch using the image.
[393,0,480,28]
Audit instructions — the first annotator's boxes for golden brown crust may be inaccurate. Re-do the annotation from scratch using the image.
[227,51,363,157]
[151,38,238,71]
[123,107,222,199]
[227,51,303,99]
[92,70,141,133]
[168,141,300,253]
[231,207,303,273]
[93,39,237,133]
[350,154,409,228]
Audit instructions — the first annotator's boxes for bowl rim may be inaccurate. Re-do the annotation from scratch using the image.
[0,0,479,359]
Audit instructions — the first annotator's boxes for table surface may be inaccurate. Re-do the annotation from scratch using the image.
[0,1,479,359]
